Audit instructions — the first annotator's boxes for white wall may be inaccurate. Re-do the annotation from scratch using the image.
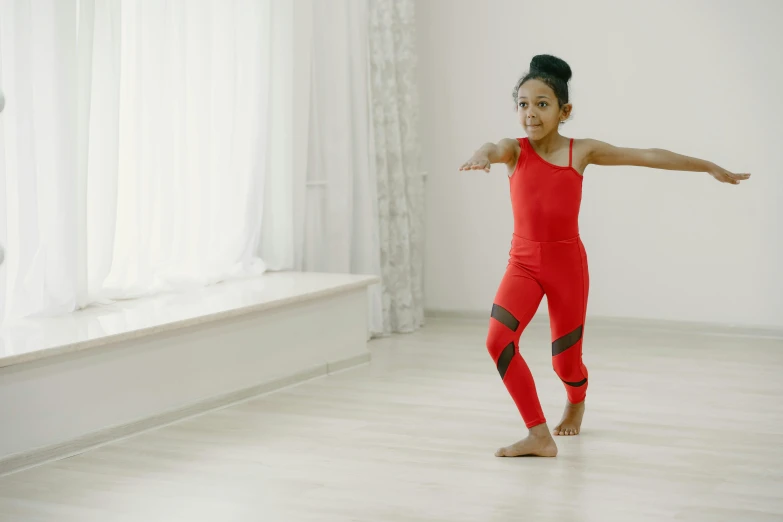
[418,0,783,329]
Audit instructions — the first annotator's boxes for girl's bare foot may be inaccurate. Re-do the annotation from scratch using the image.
[495,424,558,457]
[553,400,585,436]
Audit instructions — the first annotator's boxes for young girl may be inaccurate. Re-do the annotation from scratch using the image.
[459,54,750,458]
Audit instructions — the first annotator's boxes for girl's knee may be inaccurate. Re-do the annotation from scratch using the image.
[486,324,511,359]
[552,356,587,383]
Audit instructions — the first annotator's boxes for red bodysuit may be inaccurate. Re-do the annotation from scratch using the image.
[486,137,589,428]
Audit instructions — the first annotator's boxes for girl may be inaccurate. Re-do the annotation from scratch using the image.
[459,54,750,458]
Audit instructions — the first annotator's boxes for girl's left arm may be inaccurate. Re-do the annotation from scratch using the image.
[582,139,750,185]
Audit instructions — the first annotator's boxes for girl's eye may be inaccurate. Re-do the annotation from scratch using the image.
[539,102,548,107]
[519,102,526,108]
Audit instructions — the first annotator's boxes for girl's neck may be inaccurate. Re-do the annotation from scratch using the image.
[529,131,567,154]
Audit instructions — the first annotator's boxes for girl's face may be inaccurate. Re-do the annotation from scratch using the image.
[516,79,572,139]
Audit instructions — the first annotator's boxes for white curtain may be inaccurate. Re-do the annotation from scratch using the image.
[0,0,80,322]
[294,0,385,335]
[288,0,424,336]
[0,0,283,324]
[100,0,272,299]
[0,0,424,336]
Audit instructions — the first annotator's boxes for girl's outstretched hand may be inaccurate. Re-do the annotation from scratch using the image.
[709,165,750,185]
[459,154,491,173]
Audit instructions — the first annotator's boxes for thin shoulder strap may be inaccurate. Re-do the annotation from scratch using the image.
[516,137,526,158]
[569,138,574,168]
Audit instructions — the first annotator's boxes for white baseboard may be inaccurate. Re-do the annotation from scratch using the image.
[424,309,783,340]
[0,353,369,477]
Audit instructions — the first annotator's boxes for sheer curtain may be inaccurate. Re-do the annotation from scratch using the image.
[295,0,385,335]
[0,0,285,324]
[0,0,425,336]
[0,0,81,323]
[100,0,272,299]
[255,0,388,336]
[290,0,424,336]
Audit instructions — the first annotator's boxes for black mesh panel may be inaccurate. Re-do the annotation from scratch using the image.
[552,325,583,356]
[497,342,515,380]
[491,304,519,331]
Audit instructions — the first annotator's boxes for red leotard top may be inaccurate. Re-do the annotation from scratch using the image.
[509,137,583,243]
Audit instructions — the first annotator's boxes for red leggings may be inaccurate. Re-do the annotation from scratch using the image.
[486,234,589,428]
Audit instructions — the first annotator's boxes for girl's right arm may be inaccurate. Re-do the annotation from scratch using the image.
[459,138,520,174]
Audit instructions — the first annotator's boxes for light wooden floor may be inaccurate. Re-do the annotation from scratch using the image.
[1,318,782,521]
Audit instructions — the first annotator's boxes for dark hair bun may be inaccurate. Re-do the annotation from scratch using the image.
[530,55,572,83]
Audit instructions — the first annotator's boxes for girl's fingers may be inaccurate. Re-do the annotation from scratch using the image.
[459,161,490,171]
